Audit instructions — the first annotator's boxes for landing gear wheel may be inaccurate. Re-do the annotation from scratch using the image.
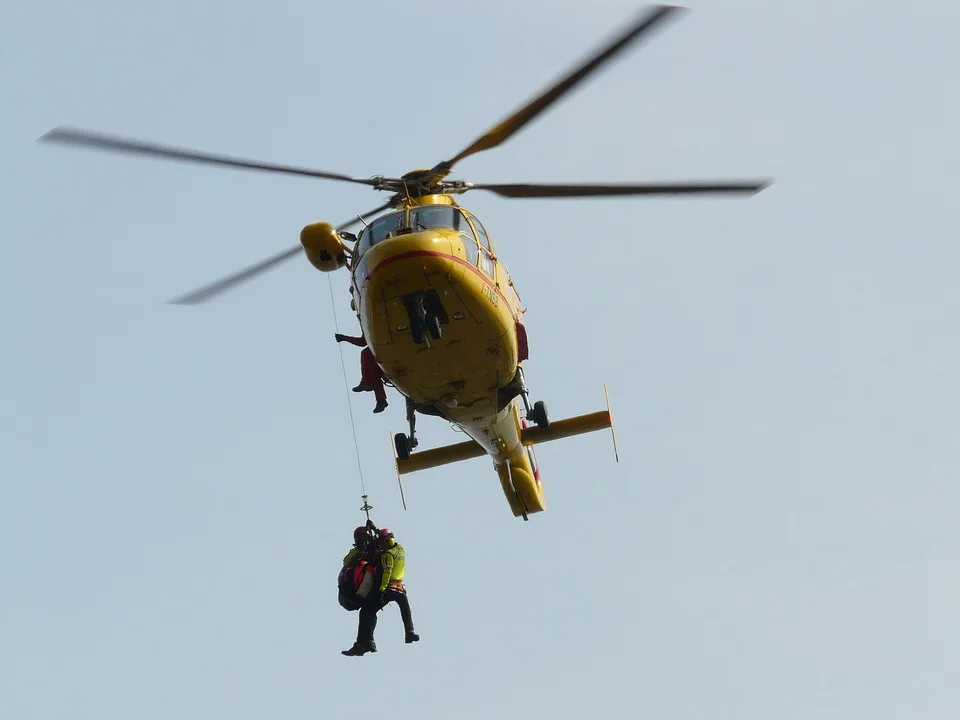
[529,400,549,429]
[394,432,412,460]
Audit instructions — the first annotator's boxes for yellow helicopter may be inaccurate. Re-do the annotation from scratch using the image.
[39,5,771,520]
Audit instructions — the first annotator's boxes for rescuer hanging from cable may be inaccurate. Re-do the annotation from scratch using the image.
[341,521,419,656]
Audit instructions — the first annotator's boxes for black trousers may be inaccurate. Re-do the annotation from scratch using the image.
[357,588,415,645]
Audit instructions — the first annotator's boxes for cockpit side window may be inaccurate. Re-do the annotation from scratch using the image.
[465,212,492,253]
[462,211,495,277]
[457,210,479,266]
[457,210,476,240]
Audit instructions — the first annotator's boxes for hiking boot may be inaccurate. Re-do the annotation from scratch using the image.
[352,383,372,393]
[341,641,377,656]
[373,398,388,414]
[405,631,420,644]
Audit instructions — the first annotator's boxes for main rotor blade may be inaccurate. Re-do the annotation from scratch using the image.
[40,127,380,187]
[468,180,772,198]
[167,245,304,305]
[167,202,392,305]
[432,4,685,176]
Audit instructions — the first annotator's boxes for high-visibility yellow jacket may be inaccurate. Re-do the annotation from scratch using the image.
[377,538,405,592]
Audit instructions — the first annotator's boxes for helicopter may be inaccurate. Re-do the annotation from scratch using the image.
[39,5,772,520]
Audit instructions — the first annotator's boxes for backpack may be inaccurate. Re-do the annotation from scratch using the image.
[338,558,377,611]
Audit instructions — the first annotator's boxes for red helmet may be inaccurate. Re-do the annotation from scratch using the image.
[379,527,394,539]
[353,527,368,544]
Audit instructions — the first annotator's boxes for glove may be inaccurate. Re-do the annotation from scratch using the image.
[334,333,345,342]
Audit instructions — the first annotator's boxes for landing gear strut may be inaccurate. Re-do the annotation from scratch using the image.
[517,366,549,429]
[394,397,420,460]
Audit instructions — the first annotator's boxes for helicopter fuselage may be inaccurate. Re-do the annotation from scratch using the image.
[347,194,546,516]
[350,196,524,422]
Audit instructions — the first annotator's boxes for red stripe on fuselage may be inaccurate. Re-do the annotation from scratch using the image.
[366,250,512,309]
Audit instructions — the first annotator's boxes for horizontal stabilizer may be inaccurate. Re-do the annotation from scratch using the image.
[394,385,618,480]
[395,437,486,475]
[521,410,612,446]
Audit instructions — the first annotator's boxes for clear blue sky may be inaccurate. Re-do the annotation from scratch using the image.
[4,1,959,718]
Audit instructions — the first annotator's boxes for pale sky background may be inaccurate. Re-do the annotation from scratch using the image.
[3,1,959,718]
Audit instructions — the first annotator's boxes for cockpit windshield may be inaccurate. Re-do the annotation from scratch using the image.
[355,205,471,259]
[367,211,404,244]
[357,211,404,255]
[409,206,464,232]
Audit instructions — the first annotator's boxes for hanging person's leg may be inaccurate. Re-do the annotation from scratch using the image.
[383,586,419,644]
[360,347,388,413]
[342,598,379,656]
[352,346,373,393]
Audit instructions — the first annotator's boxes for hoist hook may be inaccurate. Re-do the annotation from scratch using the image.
[360,495,374,524]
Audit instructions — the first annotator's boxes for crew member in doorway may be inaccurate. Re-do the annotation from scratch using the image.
[334,331,388,414]
[342,527,419,657]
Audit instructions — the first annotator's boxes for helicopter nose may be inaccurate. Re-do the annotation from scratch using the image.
[361,230,466,288]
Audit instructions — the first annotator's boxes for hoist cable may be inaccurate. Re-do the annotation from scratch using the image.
[326,273,367,499]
